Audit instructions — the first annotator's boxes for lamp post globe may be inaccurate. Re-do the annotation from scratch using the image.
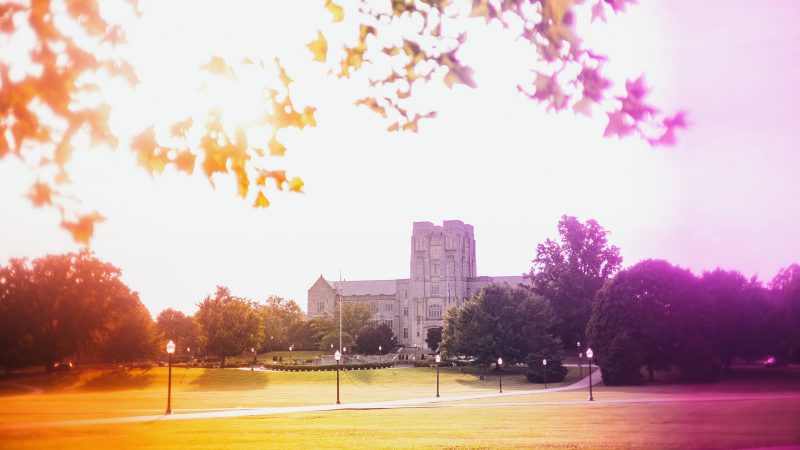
[251,347,256,371]
[497,357,503,393]
[334,350,342,404]
[435,354,441,397]
[379,345,382,364]
[289,345,293,365]
[165,340,176,414]
[586,348,594,401]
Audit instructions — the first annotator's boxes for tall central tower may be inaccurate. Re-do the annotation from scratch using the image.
[403,220,476,346]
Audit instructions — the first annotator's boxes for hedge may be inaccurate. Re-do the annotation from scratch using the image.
[261,361,395,372]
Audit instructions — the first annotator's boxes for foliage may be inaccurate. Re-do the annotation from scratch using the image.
[769,264,800,362]
[526,215,622,346]
[288,320,321,351]
[439,283,559,367]
[195,286,264,367]
[524,334,568,383]
[314,302,375,351]
[1,0,683,243]
[0,250,152,370]
[425,327,442,352]
[263,361,393,371]
[355,323,395,354]
[155,308,199,355]
[258,295,305,352]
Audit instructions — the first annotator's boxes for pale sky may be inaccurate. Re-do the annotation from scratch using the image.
[1,0,799,316]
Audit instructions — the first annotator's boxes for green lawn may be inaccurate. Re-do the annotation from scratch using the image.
[2,366,799,449]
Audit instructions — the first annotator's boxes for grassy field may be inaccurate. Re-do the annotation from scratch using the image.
[1,366,799,449]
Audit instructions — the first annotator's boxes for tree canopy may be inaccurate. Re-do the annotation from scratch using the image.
[1,0,684,243]
[526,214,622,346]
[440,283,559,367]
[195,286,264,367]
[0,250,155,371]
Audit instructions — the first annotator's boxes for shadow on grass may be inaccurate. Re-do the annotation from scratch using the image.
[80,369,154,391]
[187,368,270,391]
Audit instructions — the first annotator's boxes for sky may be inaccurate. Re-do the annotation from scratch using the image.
[1,0,799,316]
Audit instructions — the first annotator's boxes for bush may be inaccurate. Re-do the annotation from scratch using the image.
[599,332,644,385]
[260,361,394,371]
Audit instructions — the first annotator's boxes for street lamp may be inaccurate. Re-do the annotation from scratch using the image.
[586,348,594,401]
[251,347,256,371]
[497,357,503,393]
[413,344,418,361]
[378,345,382,364]
[435,354,441,397]
[334,350,341,404]
[289,345,293,365]
[578,352,583,379]
[543,358,548,389]
[165,340,175,414]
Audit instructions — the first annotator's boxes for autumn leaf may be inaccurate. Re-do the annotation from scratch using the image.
[308,31,328,62]
[201,56,237,81]
[604,110,634,138]
[170,118,193,137]
[276,58,293,87]
[254,191,270,208]
[289,177,304,193]
[28,182,53,207]
[300,107,317,128]
[268,135,286,156]
[173,151,196,174]
[325,0,344,22]
[61,212,105,245]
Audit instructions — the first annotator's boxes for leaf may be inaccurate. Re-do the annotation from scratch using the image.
[300,106,317,128]
[268,135,286,156]
[28,182,53,207]
[61,212,105,245]
[254,191,270,208]
[170,118,193,137]
[276,58,293,87]
[289,177,304,193]
[173,151,196,174]
[603,110,634,138]
[325,0,344,22]
[201,56,237,81]
[308,31,328,63]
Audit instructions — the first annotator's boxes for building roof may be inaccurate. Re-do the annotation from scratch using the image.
[325,278,398,296]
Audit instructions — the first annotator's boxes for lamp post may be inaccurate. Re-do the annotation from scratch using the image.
[251,347,256,371]
[497,357,503,393]
[378,345,382,364]
[165,340,175,414]
[269,335,273,353]
[543,358,548,389]
[334,350,341,404]
[289,345,293,365]
[577,341,583,379]
[435,354,441,397]
[413,344,418,361]
[586,348,594,401]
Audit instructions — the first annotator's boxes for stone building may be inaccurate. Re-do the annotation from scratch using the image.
[307,220,526,348]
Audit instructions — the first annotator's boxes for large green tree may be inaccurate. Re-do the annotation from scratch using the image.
[155,308,200,356]
[1,1,681,244]
[587,259,710,385]
[440,283,559,368]
[195,286,264,367]
[258,296,304,352]
[527,215,622,347]
[769,264,800,363]
[355,323,395,354]
[0,251,151,371]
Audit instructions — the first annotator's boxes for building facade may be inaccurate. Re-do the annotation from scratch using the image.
[307,220,526,348]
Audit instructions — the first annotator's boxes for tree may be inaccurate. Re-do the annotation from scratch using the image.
[1,1,682,243]
[258,296,305,352]
[587,259,709,384]
[355,323,395,354]
[0,251,148,371]
[100,295,158,363]
[425,327,442,352]
[526,215,622,347]
[195,286,264,367]
[525,333,568,383]
[700,269,771,370]
[288,320,321,351]
[440,283,559,368]
[769,264,800,363]
[155,309,200,356]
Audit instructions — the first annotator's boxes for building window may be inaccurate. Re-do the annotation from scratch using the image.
[431,284,440,295]
[385,303,393,311]
[403,328,409,339]
[383,319,392,328]
[427,304,442,319]
[446,234,457,250]
[317,301,324,312]
[415,237,425,251]
[372,301,378,312]
[403,306,409,317]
